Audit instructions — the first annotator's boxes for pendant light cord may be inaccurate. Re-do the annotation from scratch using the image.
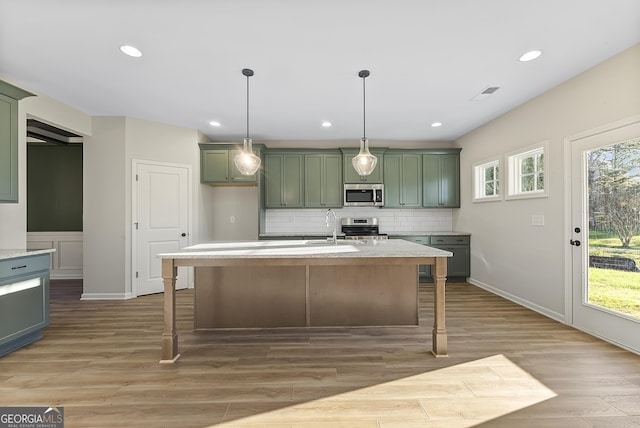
[362,74,366,140]
[246,73,250,139]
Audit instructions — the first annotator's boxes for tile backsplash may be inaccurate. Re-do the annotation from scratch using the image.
[265,208,453,235]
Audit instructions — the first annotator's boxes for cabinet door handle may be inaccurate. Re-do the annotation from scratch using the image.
[11,265,27,270]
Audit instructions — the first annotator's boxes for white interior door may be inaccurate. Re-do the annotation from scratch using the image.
[570,118,640,354]
[134,161,190,296]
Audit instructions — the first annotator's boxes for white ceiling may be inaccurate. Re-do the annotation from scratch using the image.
[1,0,639,144]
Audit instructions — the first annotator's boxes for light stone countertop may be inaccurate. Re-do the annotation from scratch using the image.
[159,238,452,260]
[259,232,347,238]
[388,231,471,236]
[0,248,55,261]
[259,231,470,238]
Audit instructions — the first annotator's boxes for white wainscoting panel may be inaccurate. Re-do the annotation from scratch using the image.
[27,232,83,279]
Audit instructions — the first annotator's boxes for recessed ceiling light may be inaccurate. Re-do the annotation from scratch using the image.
[519,50,542,62]
[209,121,221,127]
[119,45,142,58]
[321,121,332,127]
[431,122,442,128]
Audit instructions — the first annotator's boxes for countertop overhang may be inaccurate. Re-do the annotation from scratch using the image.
[0,249,55,261]
[159,239,452,260]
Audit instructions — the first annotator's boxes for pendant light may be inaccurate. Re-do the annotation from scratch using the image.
[352,69,378,176]
[233,68,262,176]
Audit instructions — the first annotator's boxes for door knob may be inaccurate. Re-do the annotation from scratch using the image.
[181,233,187,237]
[570,239,581,246]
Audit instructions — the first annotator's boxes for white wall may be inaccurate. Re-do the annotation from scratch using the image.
[202,186,260,241]
[83,117,127,298]
[83,116,200,298]
[454,44,640,320]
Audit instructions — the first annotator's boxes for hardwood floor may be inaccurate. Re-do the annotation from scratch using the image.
[1,280,639,427]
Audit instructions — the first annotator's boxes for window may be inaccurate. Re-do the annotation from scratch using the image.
[506,141,549,199]
[473,158,501,202]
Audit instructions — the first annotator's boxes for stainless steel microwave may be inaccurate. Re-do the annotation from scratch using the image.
[344,183,384,207]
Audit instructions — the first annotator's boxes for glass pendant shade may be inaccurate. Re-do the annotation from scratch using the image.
[352,138,378,176]
[234,137,261,176]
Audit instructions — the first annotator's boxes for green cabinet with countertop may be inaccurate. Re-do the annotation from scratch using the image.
[390,234,470,281]
[304,151,343,208]
[341,148,385,183]
[429,235,470,279]
[0,251,51,356]
[0,80,34,203]
[423,151,460,208]
[383,152,422,207]
[199,144,262,184]
[264,153,304,208]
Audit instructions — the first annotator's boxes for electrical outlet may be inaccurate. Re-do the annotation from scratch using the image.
[531,215,544,226]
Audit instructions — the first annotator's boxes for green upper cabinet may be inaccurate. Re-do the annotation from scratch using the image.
[383,152,422,207]
[423,151,460,208]
[304,152,343,208]
[264,153,304,208]
[201,149,229,182]
[199,144,261,184]
[0,80,34,203]
[341,148,385,183]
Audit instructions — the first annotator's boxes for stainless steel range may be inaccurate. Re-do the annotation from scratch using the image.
[341,217,388,240]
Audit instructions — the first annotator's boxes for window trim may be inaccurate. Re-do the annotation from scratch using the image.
[505,140,549,200]
[472,157,502,202]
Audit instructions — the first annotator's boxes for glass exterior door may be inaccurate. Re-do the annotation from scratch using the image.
[570,119,640,353]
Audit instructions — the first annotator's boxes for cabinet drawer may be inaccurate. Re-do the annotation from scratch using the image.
[0,254,50,279]
[396,236,430,245]
[430,235,470,245]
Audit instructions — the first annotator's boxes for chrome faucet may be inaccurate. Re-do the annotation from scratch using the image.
[325,209,337,244]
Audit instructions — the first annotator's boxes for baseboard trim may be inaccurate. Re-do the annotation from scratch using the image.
[570,324,640,356]
[51,273,83,280]
[467,277,567,324]
[81,292,135,301]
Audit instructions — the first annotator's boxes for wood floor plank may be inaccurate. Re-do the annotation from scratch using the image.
[1,280,639,427]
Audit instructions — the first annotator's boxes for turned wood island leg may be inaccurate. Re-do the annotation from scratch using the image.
[160,258,180,363]
[432,256,448,357]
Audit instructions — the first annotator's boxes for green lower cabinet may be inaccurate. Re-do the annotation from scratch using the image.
[0,253,50,357]
[265,154,304,208]
[391,235,470,281]
[304,152,343,208]
[384,153,422,207]
[429,235,470,279]
[423,153,460,208]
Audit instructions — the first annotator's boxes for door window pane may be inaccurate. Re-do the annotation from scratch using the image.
[587,138,640,320]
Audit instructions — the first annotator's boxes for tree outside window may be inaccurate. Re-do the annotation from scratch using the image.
[473,159,500,202]
[506,141,549,200]
[588,138,640,248]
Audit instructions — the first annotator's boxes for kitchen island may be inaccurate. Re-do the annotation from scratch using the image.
[159,239,452,362]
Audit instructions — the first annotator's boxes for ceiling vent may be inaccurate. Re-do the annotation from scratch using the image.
[26,119,83,144]
[471,86,501,101]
